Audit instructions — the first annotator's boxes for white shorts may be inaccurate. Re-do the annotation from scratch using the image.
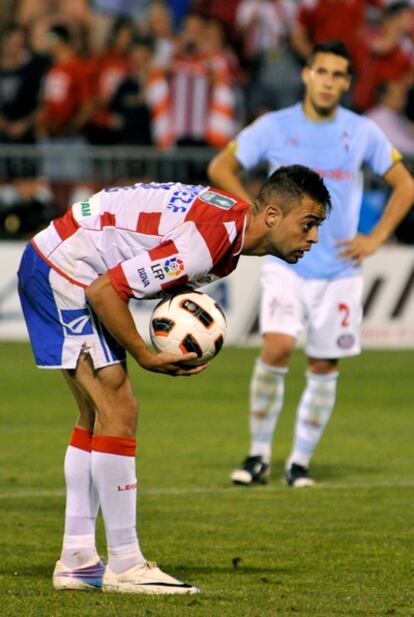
[260,261,363,358]
[18,243,126,369]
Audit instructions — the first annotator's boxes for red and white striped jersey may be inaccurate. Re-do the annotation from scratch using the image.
[32,182,249,301]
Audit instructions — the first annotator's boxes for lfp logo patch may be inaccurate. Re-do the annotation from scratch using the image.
[163,257,185,277]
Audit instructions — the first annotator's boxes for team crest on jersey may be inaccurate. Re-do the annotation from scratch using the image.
[337,333,355,349]
[163,257,185,277]
[391,147,402,162]
[199,191,237,209]
[61,309,93,335]
[227,139,238,155]
[341,131,352,153]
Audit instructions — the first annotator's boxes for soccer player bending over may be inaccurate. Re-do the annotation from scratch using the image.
[208,40,414,488]
[18,165,330,594]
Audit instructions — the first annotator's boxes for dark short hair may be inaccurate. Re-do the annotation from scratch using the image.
[108,16,135,43]
[48,24,71,44]
[131,35,155,52]
[307,40,352,74]
[256,164,331,215]
[2,22,27,39]
[383,1,411,19]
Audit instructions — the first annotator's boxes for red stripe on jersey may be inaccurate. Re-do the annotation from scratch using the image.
[136,212,161,235]
[160,274,189,291]
[107,263,133,301]
[53,209,79,241]
[196,222,232,265]
[69,427,93,452]
[210,251,241,278]
[186,195,249,268]
[101,212,116,227]
[92,435,136,457]
[149,240,178,261]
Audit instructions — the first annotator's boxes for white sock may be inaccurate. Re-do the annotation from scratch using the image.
[60,429,100,568]
[288,371,339,469]
[249,358,288,463]
[91,435,145,574]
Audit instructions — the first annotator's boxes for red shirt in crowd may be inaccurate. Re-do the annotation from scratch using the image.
[296,0,384,60]
[88,49,129,128]
[38,56,93,137]
[352,31,414,111]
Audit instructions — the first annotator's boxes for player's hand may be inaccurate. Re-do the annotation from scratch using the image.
[336,234,381,265]
[137,348,208,376]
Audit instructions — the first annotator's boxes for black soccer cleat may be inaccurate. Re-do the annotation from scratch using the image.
[284,463,315,488]
[231,455,270,485]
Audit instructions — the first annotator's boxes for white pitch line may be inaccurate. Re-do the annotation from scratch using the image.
[0,480,414,500]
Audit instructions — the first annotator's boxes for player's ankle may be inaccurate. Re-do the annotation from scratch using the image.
[60,548,100,569]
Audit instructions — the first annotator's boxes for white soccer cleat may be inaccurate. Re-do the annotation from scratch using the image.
[231,455,270,485]
[102,561,200,594]
[285,463,315,488]
[53,558,105,591]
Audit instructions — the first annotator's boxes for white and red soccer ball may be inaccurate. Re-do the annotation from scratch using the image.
[149,291,227,366]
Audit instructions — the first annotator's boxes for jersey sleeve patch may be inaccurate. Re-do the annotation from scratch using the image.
[199,191,237,209]
[391,147,403,163]
[227,139,238,155]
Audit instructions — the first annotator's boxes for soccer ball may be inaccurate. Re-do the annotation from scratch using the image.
[149,291,227,366]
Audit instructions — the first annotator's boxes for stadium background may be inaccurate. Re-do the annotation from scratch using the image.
[0,0,414,346]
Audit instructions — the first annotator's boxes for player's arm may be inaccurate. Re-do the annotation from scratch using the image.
[289,22,313,62]
[372,162,414,244]
[85,274,204,376]
[337,161,414,263]
[207,144,254,204]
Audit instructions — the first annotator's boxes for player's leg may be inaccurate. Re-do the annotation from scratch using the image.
[17,247,198,594]
[231,262,303,485]
[285,275,363,487]
[17,247,111,590]
[72,353,199,594]
[69,353,144,570]
[285,358,339,487]
[53,368,103,590]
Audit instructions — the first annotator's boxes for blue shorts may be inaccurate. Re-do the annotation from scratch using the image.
[17,243,126,369]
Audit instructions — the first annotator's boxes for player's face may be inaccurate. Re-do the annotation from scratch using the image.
[302,52,351,119]
[268,196,326,263]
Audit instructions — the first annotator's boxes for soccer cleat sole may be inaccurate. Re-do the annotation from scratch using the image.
[53,578,102,591]
[53,559,104,591]
[103,581,200,594]
[288,476,315,488]
[231,469,270,485]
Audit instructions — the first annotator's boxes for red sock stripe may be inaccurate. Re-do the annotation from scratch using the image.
[92,435,136,457]
[69,427,93,452]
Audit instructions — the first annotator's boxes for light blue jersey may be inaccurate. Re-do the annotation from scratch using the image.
[235,103,399,279]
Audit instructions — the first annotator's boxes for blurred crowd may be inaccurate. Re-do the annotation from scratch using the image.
[1,0,414,239]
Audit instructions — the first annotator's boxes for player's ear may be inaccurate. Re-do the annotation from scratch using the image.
[343,73,351,92]
[301,65,310,86]
[264,204,282,228]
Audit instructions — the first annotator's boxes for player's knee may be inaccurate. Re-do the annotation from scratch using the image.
[308,358,339,375]
[94,366,139,434]
[98,364,131,395]
[261,334,294,366]
[94,392,138,437]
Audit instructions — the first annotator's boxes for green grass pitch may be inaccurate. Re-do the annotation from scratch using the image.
[0,342,413,616]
